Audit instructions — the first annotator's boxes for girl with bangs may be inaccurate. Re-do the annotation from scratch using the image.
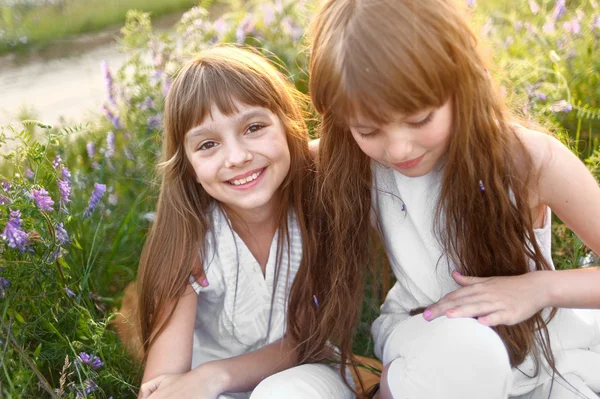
[288,0,600,398]
[136,46,353,399]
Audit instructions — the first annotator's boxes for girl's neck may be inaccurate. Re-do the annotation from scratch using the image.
[222,198,281,237]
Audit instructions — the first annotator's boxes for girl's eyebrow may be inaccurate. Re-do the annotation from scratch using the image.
[186,109,271,141]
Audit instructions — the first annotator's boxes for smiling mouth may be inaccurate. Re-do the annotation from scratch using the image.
[227,168,265,186]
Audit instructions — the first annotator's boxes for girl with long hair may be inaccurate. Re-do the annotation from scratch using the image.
[288,0,600,398]
[136,46,353,399]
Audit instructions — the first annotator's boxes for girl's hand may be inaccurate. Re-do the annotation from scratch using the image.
[423,271,551,327]
[140,363,230,399]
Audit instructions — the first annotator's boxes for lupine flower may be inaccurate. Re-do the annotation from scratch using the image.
[55,223,70,245]
[0,277,9,297]
[528,0,539,14]
[260,4,276,24]
[550,100,572,112]
[0,194,9,205]
[61,167,71,183]
[551,0,566,22]
[25,169,34,180]
[591,15,600,31]
[214,18,227,36]
[101,60,116,106]
[1,210,30,252]
[2,181,10,192]
[236,15,255,43]
[148,114,162,129]
[563,18,581,35]
[86,142,95,158]
[58,180,71,206]
[535,92,547,101]
[65,286,75,298]
[77,353,104,370]
[105,131,115,160]
[52,155,62,169]
[103,105,121,130]
[32,188,54,211]
[83,183,106,219]
[141,96,154,110]
[75,379,99,398]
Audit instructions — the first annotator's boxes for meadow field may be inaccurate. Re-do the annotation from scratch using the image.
[0,0,599,397]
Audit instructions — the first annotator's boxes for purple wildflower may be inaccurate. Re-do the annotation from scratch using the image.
[58,179,71,206]
[563,18,581,35]
[214,18,227,36]
[25,169,34,180]
[101,60,116,106]
[528,0,539,14]
[83,183,106,219]
[261,4,276,24]
[32,188,54,211]
[103,105,121,130]
[2,181,10,192]
[535,92,547,101]
[550,100,572,113]
[55,222,70,245]
[236,15,255,43]
[0,194,9,205]
[75,379,99,398]
[591,15,600,31]
[147,114,162,129]
[65,286,75,298]
[551,0,566,22]
[0,277,9,297]
[61,167,71,183]
[105,131,115,159]
[141,96,154,110]
[543,18,556,34]
[77,353,104,370]
[1,210,30,252]
[86,142,95,158]
[52,155,62,169]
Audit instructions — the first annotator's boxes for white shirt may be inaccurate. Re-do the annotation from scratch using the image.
[189,205,301,370]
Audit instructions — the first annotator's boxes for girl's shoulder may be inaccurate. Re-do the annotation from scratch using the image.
[511,124,561,171]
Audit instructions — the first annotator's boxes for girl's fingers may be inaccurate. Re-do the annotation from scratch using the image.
[139,375,165,399]
[424,288,480,321]
[444,301,498,319]
[477,311,508,327]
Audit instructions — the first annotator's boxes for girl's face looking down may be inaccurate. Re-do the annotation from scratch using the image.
[185,100,291,216]
[349,100,453,177]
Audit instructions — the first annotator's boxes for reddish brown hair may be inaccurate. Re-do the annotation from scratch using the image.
[289,0,557,390]
[137,46,316,357]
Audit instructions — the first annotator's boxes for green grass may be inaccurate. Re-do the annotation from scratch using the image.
[0,0,201,55]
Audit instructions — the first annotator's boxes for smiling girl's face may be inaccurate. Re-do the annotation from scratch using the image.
[348,100,453,177]
[184,100,291,216]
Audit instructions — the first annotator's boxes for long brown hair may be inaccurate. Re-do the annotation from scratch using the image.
[289,0,557,386]
[137,46,315,357]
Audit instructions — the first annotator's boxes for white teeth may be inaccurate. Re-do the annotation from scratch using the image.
[229,169,263,186]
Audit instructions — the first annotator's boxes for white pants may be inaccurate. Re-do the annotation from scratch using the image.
[249,363,354,399]
[381,315,513,399]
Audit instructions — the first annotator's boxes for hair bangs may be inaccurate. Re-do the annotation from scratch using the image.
[311,0,459,126]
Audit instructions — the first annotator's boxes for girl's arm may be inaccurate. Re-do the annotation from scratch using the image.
[425,131,600,325]
[141,284,198,383]
[140,334,298,399]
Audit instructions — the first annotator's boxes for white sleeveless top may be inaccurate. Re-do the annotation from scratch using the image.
[370,161,600,394]
[189,205,301,375]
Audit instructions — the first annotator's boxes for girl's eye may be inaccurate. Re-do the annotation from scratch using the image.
[199,141,218,151]
[357,129,379,139]
[246,123,265,135]
[408,111,434,128]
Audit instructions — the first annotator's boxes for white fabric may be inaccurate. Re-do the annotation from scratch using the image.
[382,315,513,399]
[250,363,354,399]
[370,161,600,398]
[189,205,350,399]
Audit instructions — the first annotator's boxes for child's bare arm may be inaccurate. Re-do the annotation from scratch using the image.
[141,284,198,383]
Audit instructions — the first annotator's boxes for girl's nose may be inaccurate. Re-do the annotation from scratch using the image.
[224,140,253,168]
[387,134,413,163]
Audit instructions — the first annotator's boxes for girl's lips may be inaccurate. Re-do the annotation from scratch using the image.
[226,167,267,190]
[393,154,425,169]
